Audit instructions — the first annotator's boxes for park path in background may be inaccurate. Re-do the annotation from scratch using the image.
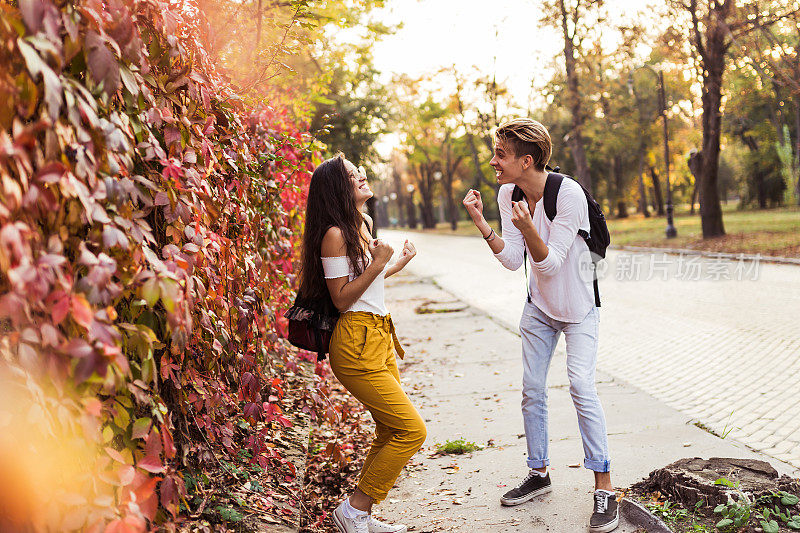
[381,229,800,472]
[375,274,795,532]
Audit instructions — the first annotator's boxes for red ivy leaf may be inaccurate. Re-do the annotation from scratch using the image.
[131,473,160,521]
[105,447,126,463]
[103,515,145,533]
[138,429,163,473]
[64,338,92,359]
[118,465,135,487]
[86,31,121,96]
[160,423,176,460]
[50,290,69,324]
[70,293,93,329]
[131,417,151,440]
[159,474,184,518]
[137,454,163,474]
[34,161,67,183]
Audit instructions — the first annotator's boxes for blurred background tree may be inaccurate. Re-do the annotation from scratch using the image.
[201,0,800,240]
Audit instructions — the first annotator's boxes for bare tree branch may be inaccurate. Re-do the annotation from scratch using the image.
[242,3,303,92]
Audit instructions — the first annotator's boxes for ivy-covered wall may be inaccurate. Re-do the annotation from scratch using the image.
[0,0,314,529]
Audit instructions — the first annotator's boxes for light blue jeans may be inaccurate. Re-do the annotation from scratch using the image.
[519,302,611,473]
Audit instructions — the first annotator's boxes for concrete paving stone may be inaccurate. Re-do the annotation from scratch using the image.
[784,429,800,446]
[772,425,800,440]
[773,411,798,425]
[671,401,699,412]
[772,452,800,465]
[753,427,778,439]
[762,441,797,456]
[736,420,770,436]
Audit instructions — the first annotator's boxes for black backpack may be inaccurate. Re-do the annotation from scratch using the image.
[511,168,610,307]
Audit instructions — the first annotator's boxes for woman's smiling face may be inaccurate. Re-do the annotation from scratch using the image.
[344,160,373,204]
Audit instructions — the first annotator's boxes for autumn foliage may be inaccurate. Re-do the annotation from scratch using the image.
[0,0,315,529]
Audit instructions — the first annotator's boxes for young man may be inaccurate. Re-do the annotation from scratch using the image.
[462,118,618,532]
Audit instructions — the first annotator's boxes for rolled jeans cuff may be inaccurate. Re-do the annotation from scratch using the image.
[526,457,550,469]
[584,458,611,473]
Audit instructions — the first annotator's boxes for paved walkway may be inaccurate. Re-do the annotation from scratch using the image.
[381,230,800,472]
[375,274,795,532]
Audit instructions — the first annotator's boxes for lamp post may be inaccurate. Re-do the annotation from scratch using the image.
[433,171,444,224]
[628,65,677,238]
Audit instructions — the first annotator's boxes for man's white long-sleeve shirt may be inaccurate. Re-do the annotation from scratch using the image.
[493,180,595,323]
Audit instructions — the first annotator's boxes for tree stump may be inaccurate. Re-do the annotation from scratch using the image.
[632,457,800,509]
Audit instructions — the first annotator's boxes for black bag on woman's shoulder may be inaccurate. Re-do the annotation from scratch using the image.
[284,293,339,361]
[284,219,372,360]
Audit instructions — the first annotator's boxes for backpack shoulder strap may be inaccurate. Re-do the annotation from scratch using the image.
[543,173,564,221]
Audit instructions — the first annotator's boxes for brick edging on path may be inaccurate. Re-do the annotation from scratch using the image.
[620,499,673,532]
[614,245,800,266]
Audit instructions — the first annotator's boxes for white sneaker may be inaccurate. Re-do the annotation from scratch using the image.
[368,515,408,533]
[333,501,369,533]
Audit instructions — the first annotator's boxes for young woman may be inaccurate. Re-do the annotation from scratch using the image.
[297,154,426,533]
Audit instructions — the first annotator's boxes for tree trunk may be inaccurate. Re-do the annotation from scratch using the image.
[420,205,435,229]
[443,150,462,231]
[755,170,768,209]
[699,69,726,236]
[688,150,703,215]
[560,0,592,191]
[466,133,485,191]
[637,151,650,217]
[613,155,628,218]
[607,158,617,216]
[633,458,792,511]
[696,3,726,238]
[406,196,417,229]
[795,102,800,204]
[650,166,665,216]
[416,166,437,229]
[392,167,406,226]
[444,179,458,231]
[464,133,501,222]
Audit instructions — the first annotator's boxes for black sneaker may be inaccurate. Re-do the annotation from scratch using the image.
[500,470,552,506]
[589,490,619,532]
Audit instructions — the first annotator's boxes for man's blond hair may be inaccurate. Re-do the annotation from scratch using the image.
[494,118,552,171]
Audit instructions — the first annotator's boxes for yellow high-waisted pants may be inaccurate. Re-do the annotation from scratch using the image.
[328,311,427,504]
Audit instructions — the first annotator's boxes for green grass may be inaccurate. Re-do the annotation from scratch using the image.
[645,499,713,532]
[434,438,482,455]
[608,204,800,254]
[395,204,800,257]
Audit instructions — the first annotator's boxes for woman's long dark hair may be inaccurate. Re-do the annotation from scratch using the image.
[297,154,369,301]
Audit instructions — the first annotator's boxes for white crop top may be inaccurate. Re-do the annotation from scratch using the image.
[321,255,387,316]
